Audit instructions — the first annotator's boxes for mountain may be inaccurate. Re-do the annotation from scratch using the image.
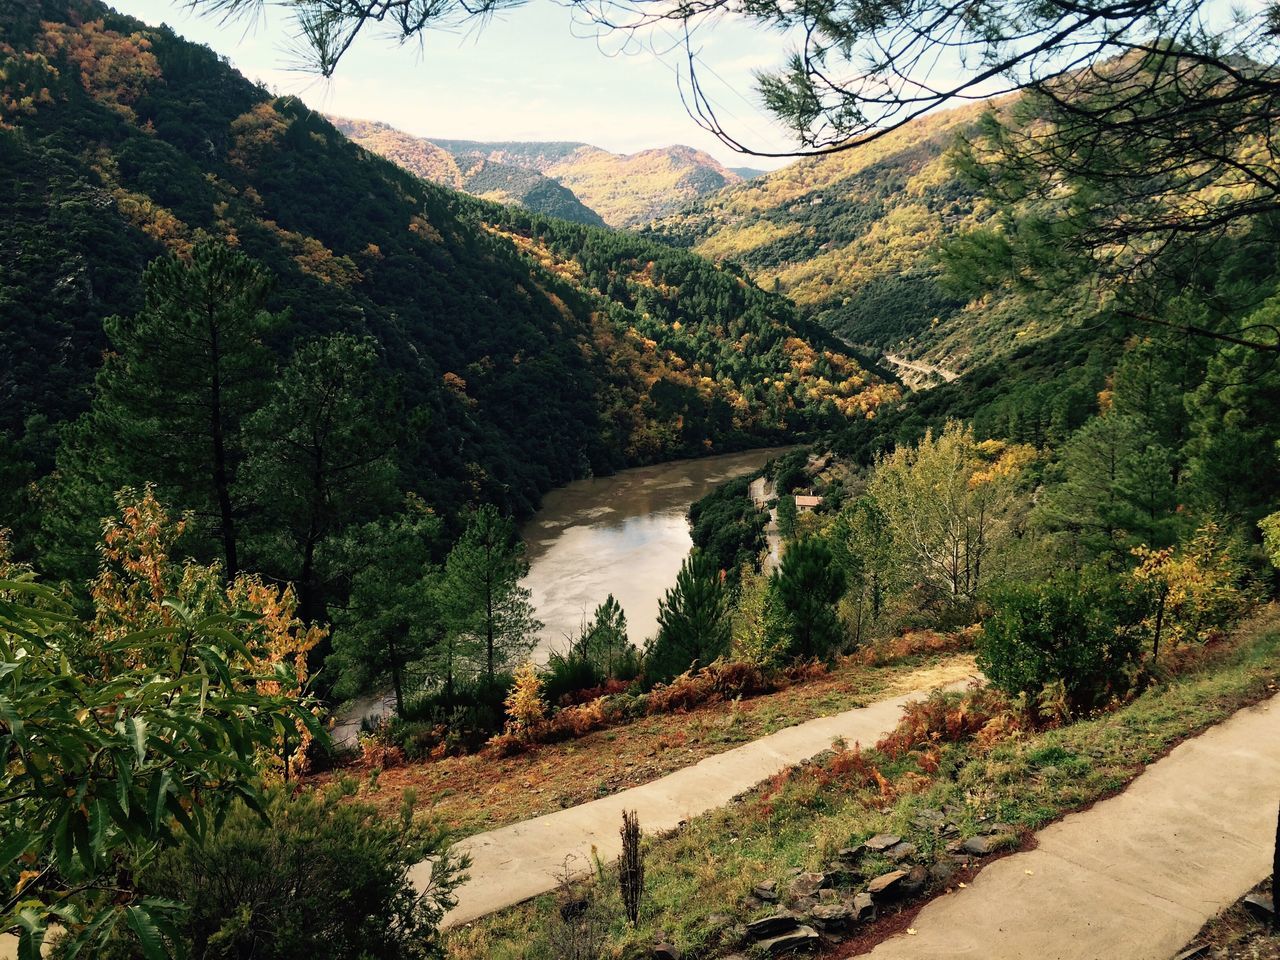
[0,0,891,555]
[330,118,606,227]
[433,138,743,228]
[728,166,767,180]
[642,104,1030,376]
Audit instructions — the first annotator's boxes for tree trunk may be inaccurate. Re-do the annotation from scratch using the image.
[390,633,404,716]
[1273,799,1279,931]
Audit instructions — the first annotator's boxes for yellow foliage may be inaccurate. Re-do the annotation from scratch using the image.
[504,661,547,739]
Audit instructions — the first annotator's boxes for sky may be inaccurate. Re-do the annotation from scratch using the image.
[110,0,800,169]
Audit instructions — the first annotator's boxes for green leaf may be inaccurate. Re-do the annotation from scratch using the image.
[126,716,147,765]
[0,829,33,868]
[125,905,168,960]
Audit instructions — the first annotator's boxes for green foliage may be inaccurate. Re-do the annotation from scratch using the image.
[327,497,444,712]
[730,566,792,668]
[689,475,768,579]
[978,576,1140,711]
[645,552,731,685]
[440,505,540,688]
[828,497,899,644]
[776,495,798,541]
[128,784,462,960]
[0,539,320,958]
[771,537,848,660]
[571,594,636,679]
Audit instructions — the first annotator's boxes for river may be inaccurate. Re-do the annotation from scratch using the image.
[522,446,794,663]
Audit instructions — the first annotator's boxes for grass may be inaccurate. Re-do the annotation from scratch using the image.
[444,607,1280,960]
[309,650,978,839]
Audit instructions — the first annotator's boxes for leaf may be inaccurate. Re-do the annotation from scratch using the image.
[125,905,168,960]
[126,716,147,765]
[0,694,24,739]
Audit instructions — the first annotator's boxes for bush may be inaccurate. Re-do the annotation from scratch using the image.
[401,675,513,753]
[88,783,463,960]
[542,650,606,706]
[978,577,1141,712]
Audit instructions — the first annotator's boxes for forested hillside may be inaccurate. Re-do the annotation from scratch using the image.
[644,104,1025,372]
[330,117,606,226]
[0,0,889,583]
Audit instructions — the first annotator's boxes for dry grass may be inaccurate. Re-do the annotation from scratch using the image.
[307,651,977,838]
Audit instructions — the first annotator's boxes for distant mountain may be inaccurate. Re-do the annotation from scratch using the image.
[729,166,767,180]
[330,118,605,226]
[429,138,743,228]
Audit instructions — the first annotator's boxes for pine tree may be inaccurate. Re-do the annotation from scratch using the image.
[575,594,632,677]
[645,551,730,684]
[772,536,848,660]
[441,504,541,687]
[54,241,279,579]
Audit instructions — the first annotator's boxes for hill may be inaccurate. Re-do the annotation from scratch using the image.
[330,117,606,226]
[0,0,891,565]
[433,138,743,227]
[643,104,1027,374]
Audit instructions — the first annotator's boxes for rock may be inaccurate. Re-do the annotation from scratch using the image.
[653,942,679,960]
[1172,947,1209,960]
[789,871,829,900]
[867,869,908,900]
[835,846,863,861]
[864,833,902,852]
[790,895,819,914]
[808,901,855,931]
[852,892,877,922]
[929,860,958,884]
[757,926,821,955]
[987,822,1015,836]
[818,888,840,903]
[753,880,779,902]
[962,835,1000,856]
[745,911,801,940]
[911,809,945,828]
[900,865,929,897]
[1243,893,1276,924]
[741,895,764,911]
[886,841,917,863]
[945,838,965,854]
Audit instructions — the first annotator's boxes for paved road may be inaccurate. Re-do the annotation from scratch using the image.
[866,693,1280,960]
[425,679,973,928]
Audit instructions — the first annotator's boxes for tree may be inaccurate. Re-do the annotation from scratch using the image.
[771,536,848,661]
[645,551,730,684]
[572,594,634,678]
[244,334,399,628]
[1,492,322,959]
[132,784,463,960]
[829,496,899,644]
[440,505,540,688]
[868,422,1030,602]
[56,241,279,579]
[328,497,445,715]
[776,495,798,542]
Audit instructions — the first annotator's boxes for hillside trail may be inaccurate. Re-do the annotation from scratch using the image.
[425,675,976,928]
[882,351,959,384]
[862,691,1280,960]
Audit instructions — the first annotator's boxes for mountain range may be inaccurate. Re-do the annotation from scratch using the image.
[331,118,743,228]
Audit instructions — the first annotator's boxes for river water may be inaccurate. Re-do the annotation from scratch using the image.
[522,446,793,663]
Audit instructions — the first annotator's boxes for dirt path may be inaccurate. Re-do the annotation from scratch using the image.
[425,678,974,928]
[882,352,958,384]
[865,692,1280,960]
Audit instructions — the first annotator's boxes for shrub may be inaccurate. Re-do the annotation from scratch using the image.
[97,783,463,960]
[504,661,548,739]
[876,684,1019,758]
[978,577,1140,712]
[543,650,605,706]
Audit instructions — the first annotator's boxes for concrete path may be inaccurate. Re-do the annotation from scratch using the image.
[425,680,971,928]
[866,692,1280,960]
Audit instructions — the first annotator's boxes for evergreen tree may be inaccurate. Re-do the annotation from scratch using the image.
[328,496,444,714]
[53,242,280,579]
[440,504,541,687]
[244,334,399,627]
[645,551,730,684]
[772,536,847,660]
[574,593,633,677]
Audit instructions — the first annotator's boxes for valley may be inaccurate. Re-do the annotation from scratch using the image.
[3,0,1280,959]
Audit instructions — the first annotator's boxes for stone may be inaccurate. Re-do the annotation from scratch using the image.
[753,880,779,902]
[929,860,958,884]
[1172,947,1210,960]
[757,926,821,955]
[899,865,930,897]
[911,809,945,828]
[886,841,917,862]
[789,871,829,900]
[745,911,801,940]
[653,942,679,960]
[818,888,840,903]
[867,869,908,900]
[852,892,877,922]
[962,835,1000,856]
[808,901,855,931]
[1243,893,1276,923]
[864,833,902,852]
[987,822,1015,836]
